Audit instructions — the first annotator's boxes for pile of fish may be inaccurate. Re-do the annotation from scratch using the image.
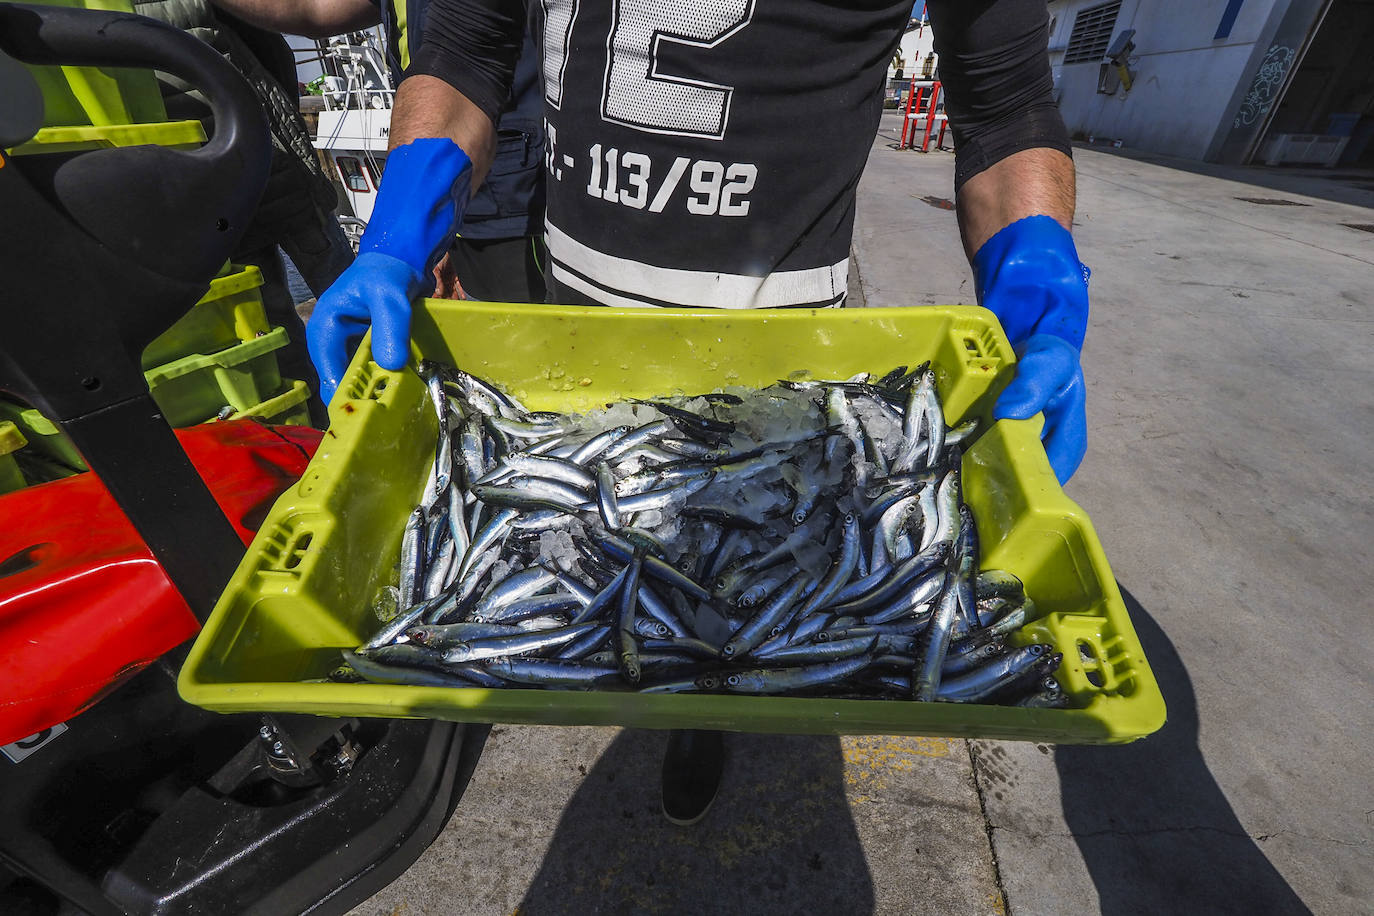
[334,360,1067,708]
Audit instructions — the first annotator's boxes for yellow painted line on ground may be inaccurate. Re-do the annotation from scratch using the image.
[840,735,959,804]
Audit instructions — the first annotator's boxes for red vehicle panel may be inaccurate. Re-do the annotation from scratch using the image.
[0,420,320,745]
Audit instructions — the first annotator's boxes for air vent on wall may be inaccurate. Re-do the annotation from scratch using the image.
[1065,1,1123,64]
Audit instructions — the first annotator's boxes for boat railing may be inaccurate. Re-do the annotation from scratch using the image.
[295,29,396,113]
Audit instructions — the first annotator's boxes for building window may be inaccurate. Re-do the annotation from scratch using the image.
[336,156,370,193]
[1064,1,1122,64]
[921,52,936,79]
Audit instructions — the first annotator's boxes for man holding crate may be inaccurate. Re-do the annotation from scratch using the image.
[307,0,1090,824]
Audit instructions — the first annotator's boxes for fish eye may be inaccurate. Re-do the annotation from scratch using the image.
[726,674,741,686]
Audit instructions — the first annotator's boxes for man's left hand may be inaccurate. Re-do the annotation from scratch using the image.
[972,214,1091,484]
[993,334,1086,482]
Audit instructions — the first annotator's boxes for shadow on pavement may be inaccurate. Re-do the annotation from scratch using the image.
[1075,142,1374,211]
[1056,586,1311,915]
[515,730,874,915]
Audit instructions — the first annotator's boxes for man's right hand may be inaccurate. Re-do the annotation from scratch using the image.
[307,252,428,402]
[305,138,473,404]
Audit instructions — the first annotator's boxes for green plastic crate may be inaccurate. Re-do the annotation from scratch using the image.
[145,328,287,428]
[17,0,170,130]
[142,264,271,370]
[179,301,1166,744]
[7,119,207,157]
[0,399,86,472]
[226,378,312,427]
[0,422,28,495]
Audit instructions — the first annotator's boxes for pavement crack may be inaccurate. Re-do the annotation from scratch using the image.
[1253,830,1370,849]
[966,741,1010,914]
[847,245,868,308]
[988,822,1369,848]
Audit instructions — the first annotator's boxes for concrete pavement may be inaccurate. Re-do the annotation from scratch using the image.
[855,112,1374,914]
[353,112,1372,915]
[361,727,1001,915]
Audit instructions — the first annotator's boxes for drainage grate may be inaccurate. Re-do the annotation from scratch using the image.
[1343,223,1374,233]
[1235,197,1310,206]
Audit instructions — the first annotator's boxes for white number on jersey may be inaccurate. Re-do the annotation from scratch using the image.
[544,0,756,137]
[601,0,755,138]
[541,0,581,108]
[585,146,756,217]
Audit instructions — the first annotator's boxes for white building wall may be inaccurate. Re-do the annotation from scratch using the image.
[1048,0,1288,160]
[888,24,939,81]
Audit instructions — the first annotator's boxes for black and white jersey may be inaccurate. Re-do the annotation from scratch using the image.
[536,0,911,308]
[416,0,1068,307]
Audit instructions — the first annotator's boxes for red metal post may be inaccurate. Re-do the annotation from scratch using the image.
[905,87,927,150]
[910,88,927,149]
[900,74,918,148]
[922,81,943,152]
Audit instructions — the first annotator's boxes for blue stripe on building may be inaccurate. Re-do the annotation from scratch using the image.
[1215,0,1246,39]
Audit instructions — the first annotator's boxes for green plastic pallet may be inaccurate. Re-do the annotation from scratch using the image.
[16,1,170,130]
[6,119,206,157]
[145,328,288,428]
[226,378,312,427]
[0,422,27,495]
[0,399,85,472]
[180,301,1166,744]
[142,264,271,370]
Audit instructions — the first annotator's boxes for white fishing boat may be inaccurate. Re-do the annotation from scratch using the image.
[304,29,393,250]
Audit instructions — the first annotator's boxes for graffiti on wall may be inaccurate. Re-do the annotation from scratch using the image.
[1233,44,1296,128]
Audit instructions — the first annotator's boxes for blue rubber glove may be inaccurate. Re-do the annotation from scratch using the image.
[307,139,473,403]
[972,215,1091,484]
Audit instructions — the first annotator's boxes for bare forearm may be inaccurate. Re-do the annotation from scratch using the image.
[210,0,378,39]
[955,148,1075,261]
[389,74,497,189]
[925,0,1074,258]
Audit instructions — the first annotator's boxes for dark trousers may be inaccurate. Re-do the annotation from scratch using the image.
[448,235,548,304]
